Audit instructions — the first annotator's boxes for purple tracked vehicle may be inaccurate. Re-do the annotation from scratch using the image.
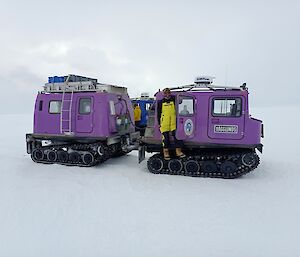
[26,75,139,167]
[139,76,264,178]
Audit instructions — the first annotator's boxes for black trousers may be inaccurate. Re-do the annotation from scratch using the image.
[162,130,181,148]
[135,121,140,132]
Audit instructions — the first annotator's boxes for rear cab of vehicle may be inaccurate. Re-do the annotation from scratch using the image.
[140,77,263,161]
[26,75,137,154]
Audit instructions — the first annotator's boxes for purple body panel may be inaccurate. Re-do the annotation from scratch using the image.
[33,92,134,137]
[148,89,262,146]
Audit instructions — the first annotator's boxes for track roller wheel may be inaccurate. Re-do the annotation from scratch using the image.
[202,161,217,173]
[57,151,68,163]
[168,159,183,174]
[184,160,200,174]
[31,149,44,162]
[82,152,95,165]
[97,144,111,160]
[241,152,259,167]
[147,155,164,174]
[69,152,81,164]
[220,161,237,174]
[46,150,57,162]
[97,144,105,156]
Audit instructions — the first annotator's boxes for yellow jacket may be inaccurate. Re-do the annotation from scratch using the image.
[157,97,176,133]
[134,106,141,122]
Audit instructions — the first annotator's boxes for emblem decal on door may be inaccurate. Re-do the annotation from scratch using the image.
[184,119,194,136]
[214,125,238,133]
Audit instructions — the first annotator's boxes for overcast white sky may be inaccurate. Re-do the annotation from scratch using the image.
[0,0,299,113]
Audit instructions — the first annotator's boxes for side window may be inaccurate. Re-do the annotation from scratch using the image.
[79,98,91,114]
[178,96,194,116]
[213,98,242,117]
[109,100,116,115]
[39,100,43,111]
[49,101,61,114]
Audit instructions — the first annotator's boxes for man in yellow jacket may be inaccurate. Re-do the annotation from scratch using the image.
[133,103,141,131]
[157,88,185,160]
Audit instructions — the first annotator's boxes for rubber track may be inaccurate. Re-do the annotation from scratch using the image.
[147,150,260,179]
[31,143,107,167]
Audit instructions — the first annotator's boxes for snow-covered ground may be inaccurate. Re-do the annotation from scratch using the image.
[0,106,299,257]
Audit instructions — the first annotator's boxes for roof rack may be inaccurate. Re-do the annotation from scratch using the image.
[168,83,247,92]
[165,76,248,92]
[131,97,155,101]
[131,92,155,101]
[42,74,128,94]
[48,74,98,84]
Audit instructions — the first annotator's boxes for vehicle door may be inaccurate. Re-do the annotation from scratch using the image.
[76,96,94,133]
[208,96,245,140]
[176,94,196,140]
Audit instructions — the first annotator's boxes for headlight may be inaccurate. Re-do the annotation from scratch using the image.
[116,118,122,126]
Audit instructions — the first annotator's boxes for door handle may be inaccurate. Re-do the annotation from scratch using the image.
[179,118,184,123]
[211,118,219,124]
[77,116,83,120]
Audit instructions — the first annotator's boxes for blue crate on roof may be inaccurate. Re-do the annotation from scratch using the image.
[48,76,65,83]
